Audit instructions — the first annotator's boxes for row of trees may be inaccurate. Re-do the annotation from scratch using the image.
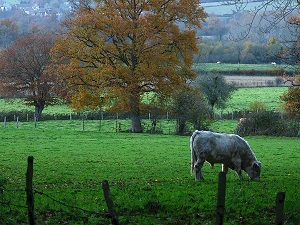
[0,0,299,133]
[195,39,288,64]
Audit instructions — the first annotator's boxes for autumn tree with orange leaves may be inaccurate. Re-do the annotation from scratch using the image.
[52,0,207,132]
[0,33,58,120]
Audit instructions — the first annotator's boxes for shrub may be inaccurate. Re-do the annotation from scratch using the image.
[249,101,267,112]
[236,111,299,137]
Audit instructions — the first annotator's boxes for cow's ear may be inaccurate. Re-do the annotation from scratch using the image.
[257,161,262,168]
[253,162,261,169]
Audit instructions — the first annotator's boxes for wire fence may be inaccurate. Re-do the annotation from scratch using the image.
[2,110,299,137]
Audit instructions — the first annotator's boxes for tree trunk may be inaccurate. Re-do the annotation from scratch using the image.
[34,100,45,121]
[131,112,143,133]
[129,93,143,133]
[176,118,186,135]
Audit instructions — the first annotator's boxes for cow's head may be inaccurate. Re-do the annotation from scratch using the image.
[246,161,262,181]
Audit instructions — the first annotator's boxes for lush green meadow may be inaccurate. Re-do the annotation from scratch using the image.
[222,86,288,113]
[0,87,288,118]
[0,120,299,224]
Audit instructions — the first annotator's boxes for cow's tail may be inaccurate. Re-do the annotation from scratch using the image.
[190,130,199,174]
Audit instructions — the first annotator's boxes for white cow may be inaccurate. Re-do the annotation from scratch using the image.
[190,130,261,181]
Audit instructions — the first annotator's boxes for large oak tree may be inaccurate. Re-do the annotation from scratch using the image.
[52,0,207,132]
[0,33,58,120]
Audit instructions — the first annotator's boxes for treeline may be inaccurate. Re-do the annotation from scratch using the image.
[194,67,295,77]
[195,40,293,65]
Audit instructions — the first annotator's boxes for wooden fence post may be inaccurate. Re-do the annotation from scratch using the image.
[82,116,85,131]
[275,192,285,225]
[102,180,119,225]
[4,116,6,128]
[26,156,35,225]
[215,172,226,225]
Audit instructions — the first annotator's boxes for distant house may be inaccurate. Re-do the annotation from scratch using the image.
[16,3,34,15]
[0,4,12,11]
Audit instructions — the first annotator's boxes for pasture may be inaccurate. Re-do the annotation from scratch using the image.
[193,63,297,72]
[0,86,288,118]
[0,120,299,224]
[222,86,288,113]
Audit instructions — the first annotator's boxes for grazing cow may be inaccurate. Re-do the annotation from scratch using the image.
[190,130,261,181]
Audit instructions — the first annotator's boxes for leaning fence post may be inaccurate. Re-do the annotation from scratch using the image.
[215,172,226,225]
[275,192,285,225]
[26,156,35,225]
[102,180,119,225]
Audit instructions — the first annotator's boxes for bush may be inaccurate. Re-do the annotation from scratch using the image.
[236,111,300,137]
[249,101,267,112]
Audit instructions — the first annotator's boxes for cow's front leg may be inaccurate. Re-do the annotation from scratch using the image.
[232,158,243,180]
[195,159,205,181]
[236,169,243,180]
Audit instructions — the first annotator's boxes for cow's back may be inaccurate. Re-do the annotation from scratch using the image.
[191,131,248,164]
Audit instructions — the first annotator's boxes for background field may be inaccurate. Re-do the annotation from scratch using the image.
[0,87,288,119]
[221,86,288,113]
[193,63,297,72]
[0,120,299,224]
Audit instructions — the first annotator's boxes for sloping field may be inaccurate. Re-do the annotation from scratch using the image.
[219,87,288,113]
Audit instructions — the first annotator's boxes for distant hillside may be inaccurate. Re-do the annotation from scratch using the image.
[201,0,263,16]
[5,0,20,4]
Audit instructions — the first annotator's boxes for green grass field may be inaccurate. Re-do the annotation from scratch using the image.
[193,63,297,72]
[222,86,288,113]
[0,87,288,118]
[0,120,299,224]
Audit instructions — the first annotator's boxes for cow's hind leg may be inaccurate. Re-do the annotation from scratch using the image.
[194,157,205,181]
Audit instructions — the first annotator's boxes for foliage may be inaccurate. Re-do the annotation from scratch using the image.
[0,32,59,120]
[171,87,211,135]
[280,86,300,116]
[197,73,236,113]
[0,121,299,224]
[249,101,267,112]
[236,111,299,137]
[0,19,19,49]
[51,0,207,132]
